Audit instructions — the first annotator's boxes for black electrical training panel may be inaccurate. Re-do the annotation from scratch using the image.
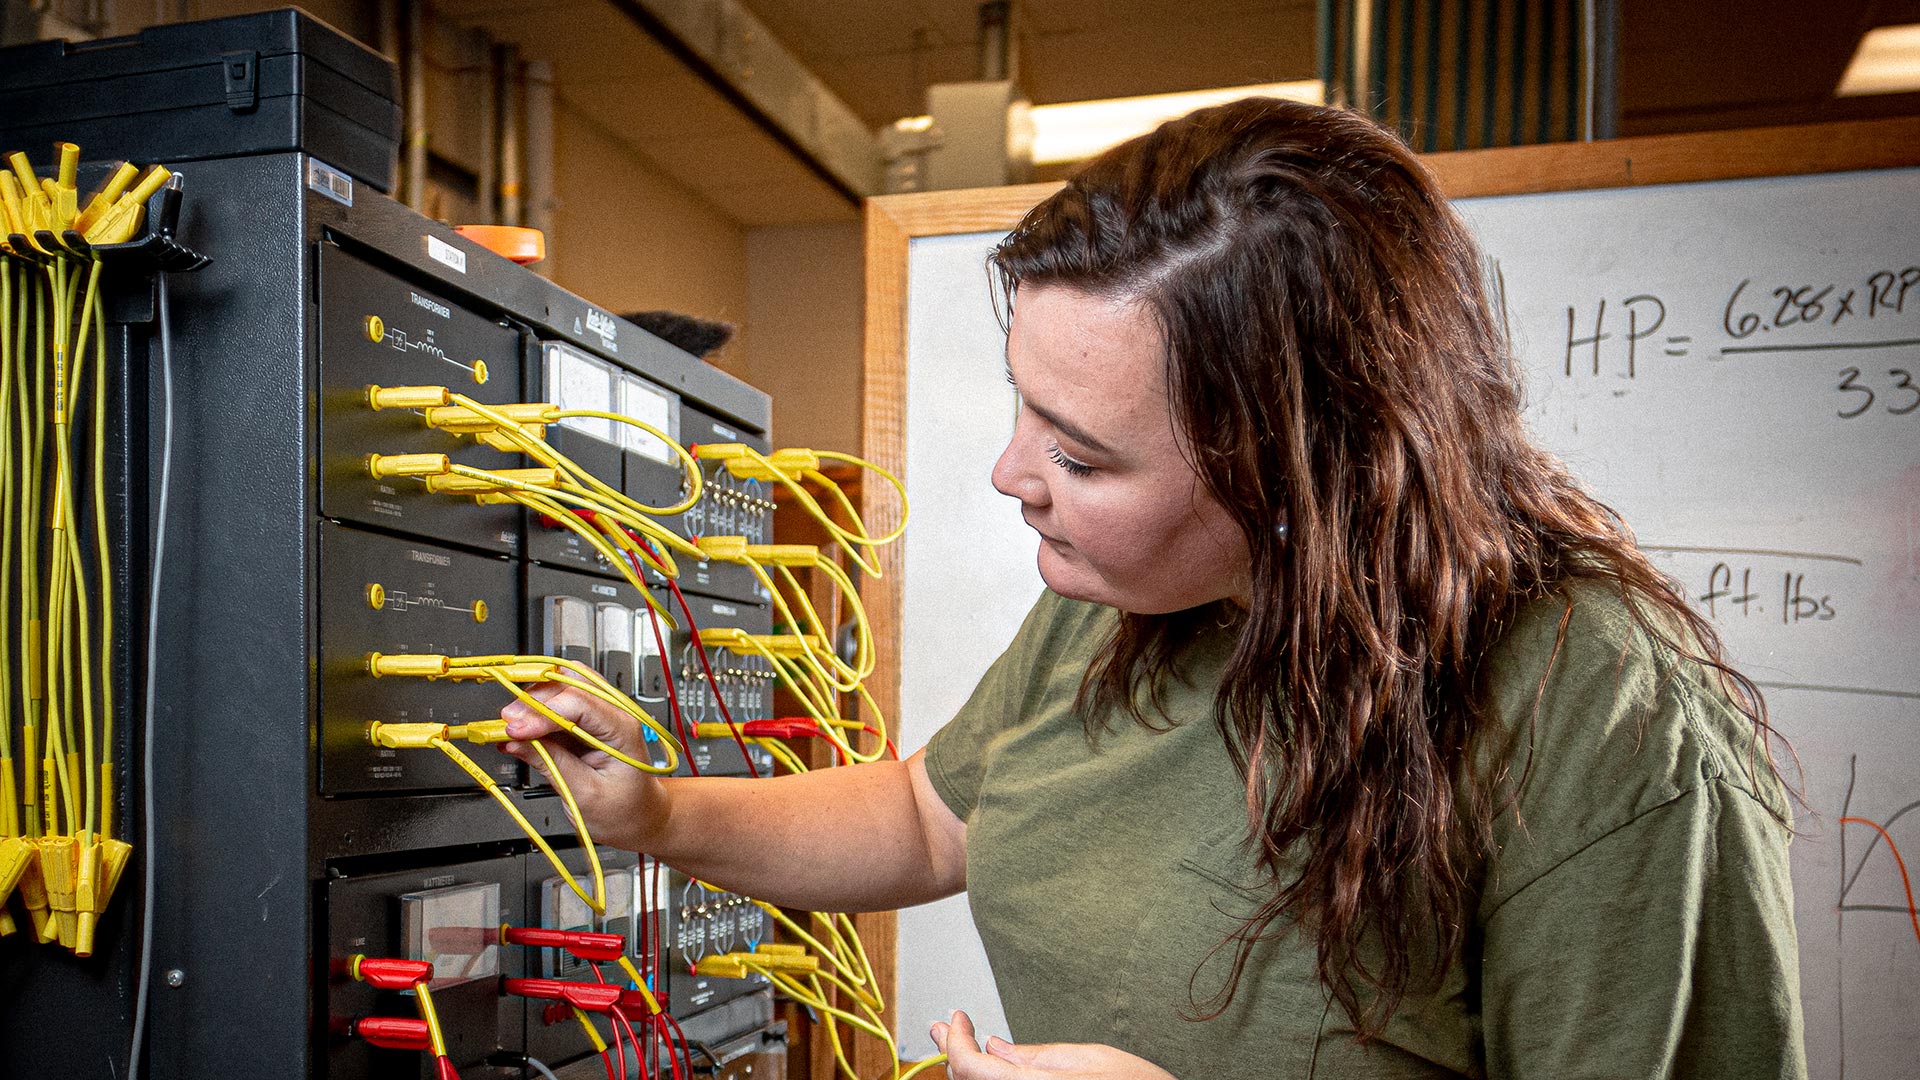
[0,12,791,1075]
[321,524,522,795]
[325,853,530,1079]
[318,245,526,555]
[181,166,774,1077]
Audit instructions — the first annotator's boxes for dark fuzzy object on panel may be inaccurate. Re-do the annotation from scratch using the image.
[621,310,735,359]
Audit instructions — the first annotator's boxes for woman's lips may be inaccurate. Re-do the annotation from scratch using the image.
[1023,515,1066,546]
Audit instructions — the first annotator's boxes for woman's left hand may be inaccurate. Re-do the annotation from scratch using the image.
[930,1011,1178,1080]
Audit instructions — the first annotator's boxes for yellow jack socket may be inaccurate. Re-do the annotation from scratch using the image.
[367,583,386,610]
[473,359,489,385]
[366,315,385,343]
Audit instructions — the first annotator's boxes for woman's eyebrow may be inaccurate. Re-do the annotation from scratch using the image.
[1005,360,1120,457]
[1021,396,1118,457]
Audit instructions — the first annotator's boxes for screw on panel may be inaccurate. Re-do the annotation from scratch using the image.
[164,969,186,988]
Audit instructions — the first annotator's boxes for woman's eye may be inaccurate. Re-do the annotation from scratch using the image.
[1046,442,1095,477]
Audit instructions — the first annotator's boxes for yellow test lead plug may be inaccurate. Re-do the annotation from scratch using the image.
[446,719,512,745]
[72,162,138,235]
[5,152,49,236]
[694,954,752,980]
[13,846,53,943]
[0,170,27,239]
[694,535,750,562]
[366,719,513,747]
[368,722,450,749]
[80,164,172,246]
[72,835,130,957]
[694,536,825,568]
[366,452,451,479]
[364,384,551,430]
[696,627,829,659]
[366,384,453,410]
[47,143,80,232]
[748,544,825,567]
[0,181,29,258]
[421,401,554,432]
[697,444,820,480]
[423,468,560,495]
[470,425,549,454]
[440,658,558,683]
[35,836,78,950]
[367,653,453,679]
[695,948,819,980]
[366,719,510,749]
[0,835,32,923]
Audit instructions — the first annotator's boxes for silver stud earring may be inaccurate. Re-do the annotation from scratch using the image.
[1274,520,1289,540]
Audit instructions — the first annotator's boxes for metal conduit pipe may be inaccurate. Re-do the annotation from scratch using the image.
[405,0,427,211]
[477,29,497,223]
[498,43,523,227]
[523,58,554,276]
[977,1,1013,82]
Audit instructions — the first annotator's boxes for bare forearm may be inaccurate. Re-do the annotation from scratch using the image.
[499,685,964,911]
[638,756,963,912]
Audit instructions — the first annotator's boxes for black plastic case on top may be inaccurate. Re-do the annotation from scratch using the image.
[0,8,400,190]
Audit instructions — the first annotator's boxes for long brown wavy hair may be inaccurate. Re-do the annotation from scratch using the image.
[989,98,1780,1035]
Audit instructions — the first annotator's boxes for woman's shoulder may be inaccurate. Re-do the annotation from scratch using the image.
[1475,582,1791,902]
[1482,581,1761,763]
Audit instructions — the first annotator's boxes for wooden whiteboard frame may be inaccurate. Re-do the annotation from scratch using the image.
[852,112,1920,1045]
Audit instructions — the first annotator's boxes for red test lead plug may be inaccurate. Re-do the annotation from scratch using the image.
[536,991,659,1027]
[351,955,435,990]
[352,1016,433,1052]
[502,977,625,1014]
[345,955,460,1079]
[500,925,626,963]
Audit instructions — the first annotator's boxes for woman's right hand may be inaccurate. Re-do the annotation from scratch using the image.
[497,683,670,853]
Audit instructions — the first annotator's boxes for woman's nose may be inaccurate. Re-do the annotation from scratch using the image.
[991,424,1047,507]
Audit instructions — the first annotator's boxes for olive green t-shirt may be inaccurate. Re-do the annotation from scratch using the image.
[924,588,1804,1080]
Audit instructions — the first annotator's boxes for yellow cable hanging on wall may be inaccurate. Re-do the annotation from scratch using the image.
[0,140,160,954]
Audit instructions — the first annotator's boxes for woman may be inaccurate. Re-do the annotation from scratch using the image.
[503,98,1803,1079]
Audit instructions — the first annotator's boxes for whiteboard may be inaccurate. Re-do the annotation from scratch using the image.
[895,229,1037,1057]
[891,166,1920,1077]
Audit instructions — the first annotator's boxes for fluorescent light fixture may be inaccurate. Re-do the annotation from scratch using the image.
[1029,81,1325,165]
[1837,23,1920,96]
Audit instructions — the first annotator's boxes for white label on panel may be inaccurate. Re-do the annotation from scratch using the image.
[425,234,467,274]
